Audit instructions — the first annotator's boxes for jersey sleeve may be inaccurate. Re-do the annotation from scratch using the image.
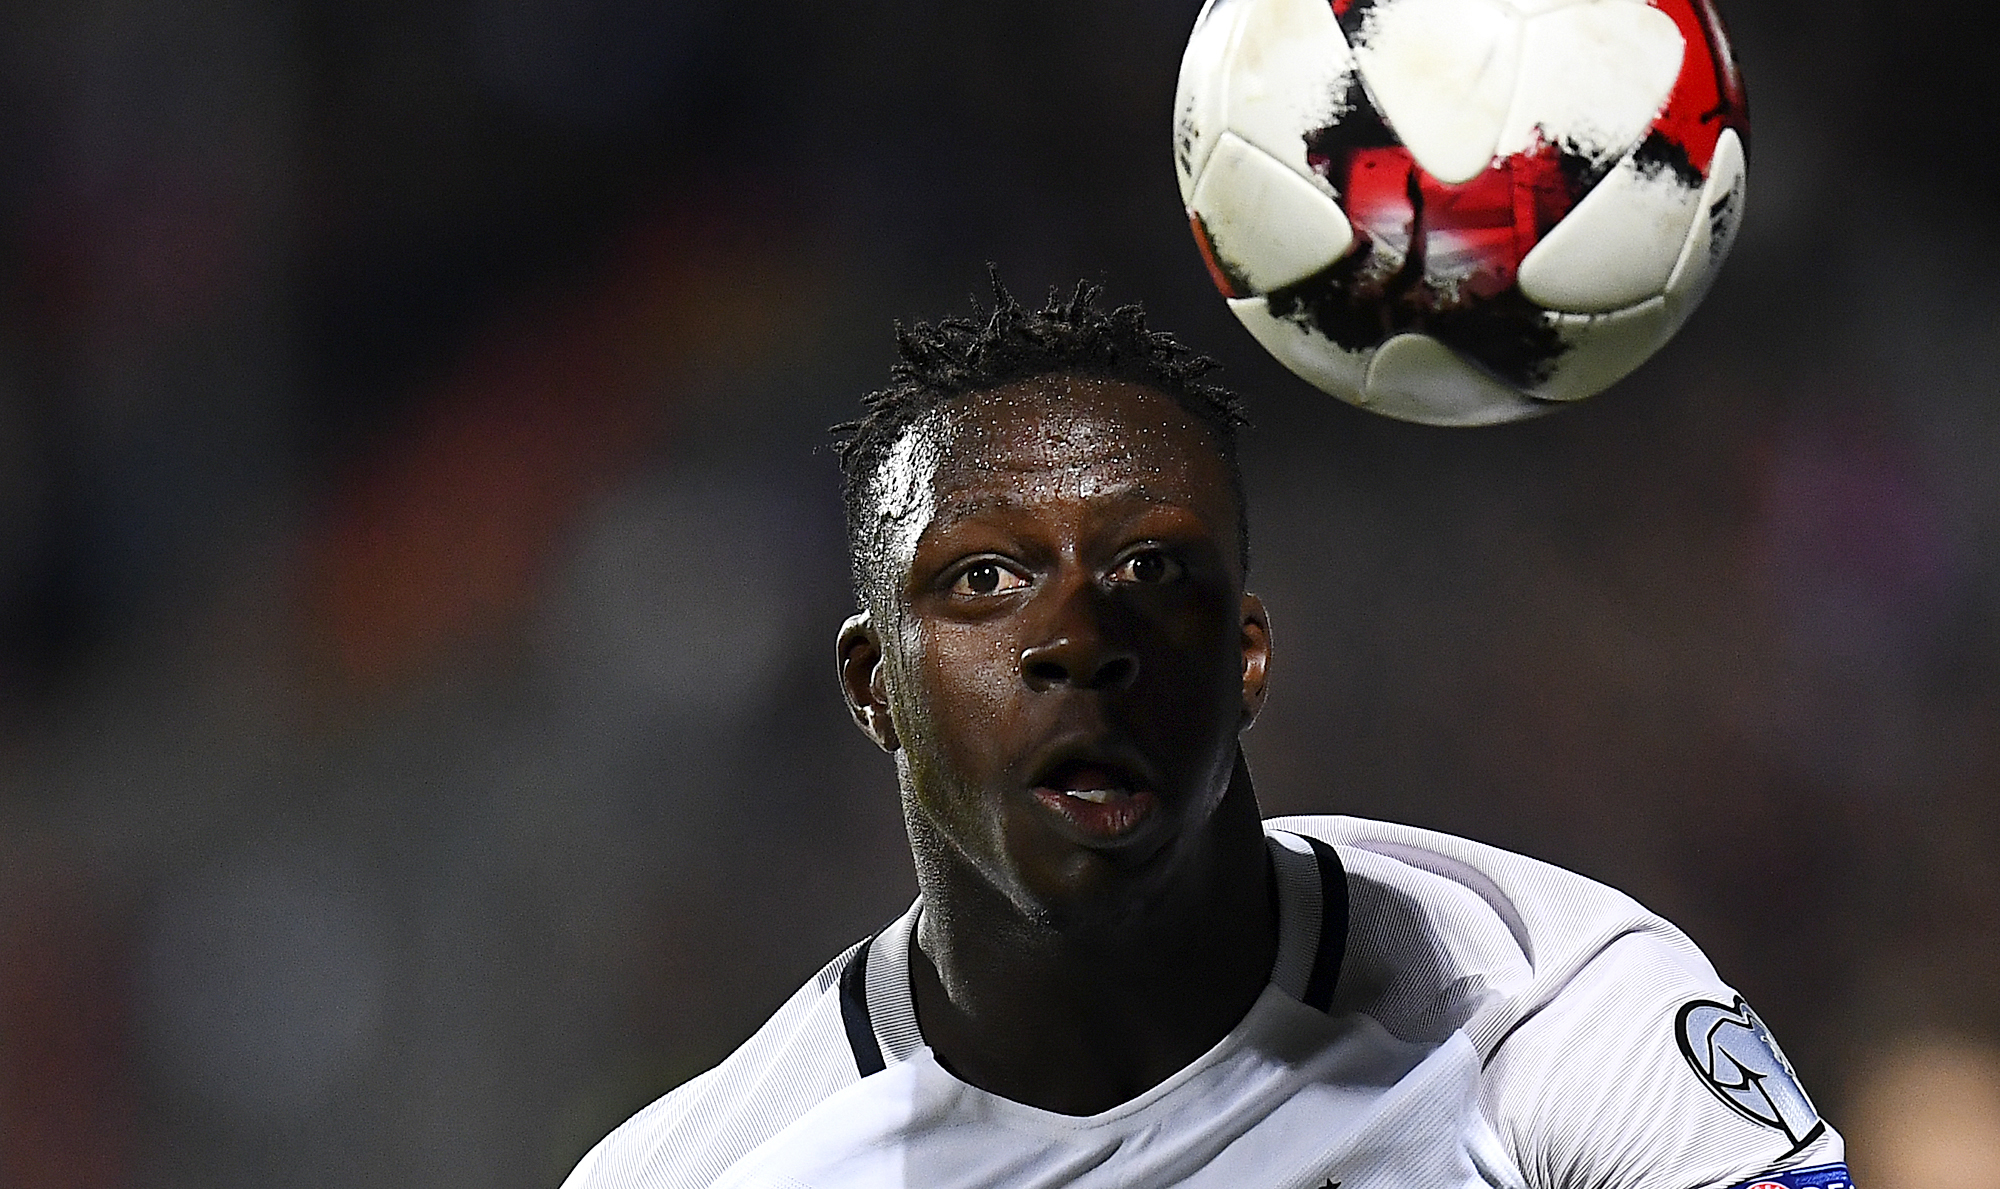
[1480,930,1844,1189]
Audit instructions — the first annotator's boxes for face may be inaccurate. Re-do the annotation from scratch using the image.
[838,375,1271,925]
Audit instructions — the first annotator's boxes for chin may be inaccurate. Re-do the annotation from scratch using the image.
[1008,848,1187,936]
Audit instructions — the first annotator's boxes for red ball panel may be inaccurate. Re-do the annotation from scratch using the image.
[1330,140,1584,305]
[1645,0,1751,170]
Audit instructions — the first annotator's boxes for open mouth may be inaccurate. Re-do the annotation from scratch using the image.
[1030,757,1159,841]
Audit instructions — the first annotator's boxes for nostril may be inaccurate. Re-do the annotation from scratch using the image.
[1020,641,1137,691]
[1091,656,1138,690]
[1024,658,1069,687]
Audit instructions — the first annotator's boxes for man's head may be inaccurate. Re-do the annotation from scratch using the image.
[834,278,1250,616]
[832,281,1271,929]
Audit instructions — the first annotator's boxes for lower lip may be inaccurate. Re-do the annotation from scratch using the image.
[1032,787,1159,841]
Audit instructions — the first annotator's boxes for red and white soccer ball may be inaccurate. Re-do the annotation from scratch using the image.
[1174,0,1749,426]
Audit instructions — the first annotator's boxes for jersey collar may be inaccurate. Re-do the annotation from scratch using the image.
[839,826,1350,1075]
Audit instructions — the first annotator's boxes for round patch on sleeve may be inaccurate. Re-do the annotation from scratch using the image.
[1676,995,1825,1152]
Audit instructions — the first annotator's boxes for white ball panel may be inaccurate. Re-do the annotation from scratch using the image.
[1174,0,1251,203]
[1496,1,1683,164]
[1517,152,1702,311]
[1226,296,1371,404]
[1663,127,1747,325]
[1191,133,1355,293]
[1222,0,1356,193]
[1364,333,1549,425]
[1499,0,1604,16]
[1532,296,1669,401]
[1352,0,1520,185]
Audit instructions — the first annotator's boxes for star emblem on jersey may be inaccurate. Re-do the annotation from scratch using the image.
[1676,996,1823,1151]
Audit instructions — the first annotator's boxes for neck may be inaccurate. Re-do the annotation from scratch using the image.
[907,755,1277,1116]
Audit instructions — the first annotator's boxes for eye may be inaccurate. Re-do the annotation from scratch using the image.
[949,559,1029,596]
[1109,548,1182,585]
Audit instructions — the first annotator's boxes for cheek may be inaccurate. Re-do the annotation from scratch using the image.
[1146,587,1243,675]
[916,624,1019,748]
[1136,592,1249,739]
[889,620,1018,773]
[894,628,1021,866]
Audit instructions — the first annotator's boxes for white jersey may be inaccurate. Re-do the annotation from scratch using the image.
[562,816,1850,1189]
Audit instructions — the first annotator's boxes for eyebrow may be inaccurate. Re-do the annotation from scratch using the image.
[922,485,1202,538]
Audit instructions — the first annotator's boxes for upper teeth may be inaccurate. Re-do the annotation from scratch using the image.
[1068,788,1123,804]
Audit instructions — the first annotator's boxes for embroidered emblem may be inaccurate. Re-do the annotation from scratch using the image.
[1677,996,1824,1153]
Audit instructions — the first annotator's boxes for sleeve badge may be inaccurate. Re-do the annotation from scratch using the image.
[1676,995,1825,1154]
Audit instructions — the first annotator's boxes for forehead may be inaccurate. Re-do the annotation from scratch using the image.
[861,375,1238,586]
[927,375,1227,493]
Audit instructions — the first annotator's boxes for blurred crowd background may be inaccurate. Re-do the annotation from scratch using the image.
[2,0,1998,1186]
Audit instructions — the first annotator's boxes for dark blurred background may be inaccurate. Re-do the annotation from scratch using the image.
[2,0,1998,1186]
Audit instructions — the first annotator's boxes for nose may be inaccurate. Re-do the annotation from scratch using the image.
[1018,586,1139,693]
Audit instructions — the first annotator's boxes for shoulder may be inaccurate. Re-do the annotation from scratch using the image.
[1268,815,1847,1189]
[559,938,875,1189]
[1268,813,1704,1049]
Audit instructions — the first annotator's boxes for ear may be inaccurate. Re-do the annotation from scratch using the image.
[1238,593,1271,729]
[837,610,899,752]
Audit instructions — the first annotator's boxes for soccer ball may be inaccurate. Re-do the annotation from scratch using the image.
[1174,0,1748,426]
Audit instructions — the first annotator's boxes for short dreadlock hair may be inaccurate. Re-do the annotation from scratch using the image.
[831,275,1250,605]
